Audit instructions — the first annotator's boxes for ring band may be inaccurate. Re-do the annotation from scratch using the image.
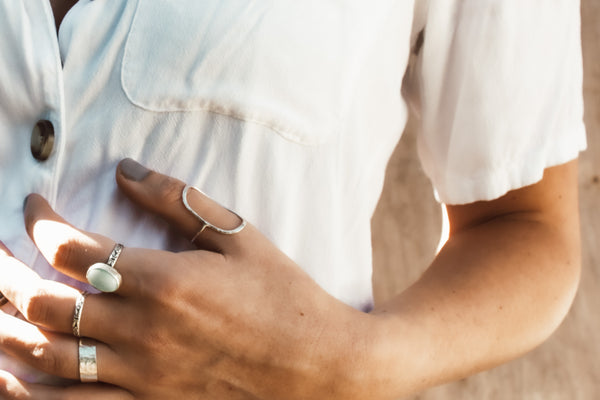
[72,292,89,337]
[79,338,98,383]
[86,243,124,293]
[182,185,247,241]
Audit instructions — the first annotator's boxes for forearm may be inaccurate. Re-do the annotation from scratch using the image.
[364,214,581,399]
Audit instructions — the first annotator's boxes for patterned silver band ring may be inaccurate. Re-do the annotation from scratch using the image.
[72,292,89,337]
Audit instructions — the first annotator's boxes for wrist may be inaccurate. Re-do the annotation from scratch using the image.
[357,308,439,400]
[273,303,386,400]
[312,308,406,400]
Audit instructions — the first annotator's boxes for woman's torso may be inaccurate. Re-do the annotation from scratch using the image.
[0,0,415,310]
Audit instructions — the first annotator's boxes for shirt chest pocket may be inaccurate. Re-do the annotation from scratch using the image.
[121,0,354,145]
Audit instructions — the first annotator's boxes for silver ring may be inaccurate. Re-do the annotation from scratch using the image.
[182,185,247,241]
[72,292,88,337]
[86,243,124,293]
[79,338,98,383]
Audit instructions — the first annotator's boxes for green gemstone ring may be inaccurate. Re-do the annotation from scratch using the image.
[86,243,123,293]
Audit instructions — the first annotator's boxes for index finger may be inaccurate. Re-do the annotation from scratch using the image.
[115,158,251,254]
[22,194,167,296]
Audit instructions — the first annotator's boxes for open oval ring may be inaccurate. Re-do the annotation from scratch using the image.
[86,243,124,293]
[182,185,247,241]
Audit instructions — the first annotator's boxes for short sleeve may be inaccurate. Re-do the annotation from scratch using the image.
[406,0,587,205]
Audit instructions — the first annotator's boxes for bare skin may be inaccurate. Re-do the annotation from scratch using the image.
[369,159,581,395]
[49,0,78,32]
[0,158,581,399]
[0,3,581,399]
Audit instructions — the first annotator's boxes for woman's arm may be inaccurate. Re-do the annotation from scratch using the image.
[0,159,580,399]
[359,160,581,398]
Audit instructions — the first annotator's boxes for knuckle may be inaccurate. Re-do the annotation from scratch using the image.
[52,240,82,269]
[139,274,179,309]
[28,342,65,375]
[136,256,180,300]
[155,177,183,207]
[23,288,53,325]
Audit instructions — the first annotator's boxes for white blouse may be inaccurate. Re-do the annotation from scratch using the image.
[0,1,586,380]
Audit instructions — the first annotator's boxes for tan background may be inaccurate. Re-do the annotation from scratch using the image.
[370,1,599,399]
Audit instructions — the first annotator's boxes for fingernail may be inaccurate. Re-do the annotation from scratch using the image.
[119,158,150,181]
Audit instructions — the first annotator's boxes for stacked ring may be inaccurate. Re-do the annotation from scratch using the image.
[79,338,98,383]
[86,243,124,293]
[72,292,88,337]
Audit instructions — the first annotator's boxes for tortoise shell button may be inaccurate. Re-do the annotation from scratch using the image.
[31,119,55,161]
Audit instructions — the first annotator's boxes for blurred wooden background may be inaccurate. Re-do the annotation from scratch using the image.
[370,1,599,399]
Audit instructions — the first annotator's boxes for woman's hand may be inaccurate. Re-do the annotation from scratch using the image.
[0,159,375,400]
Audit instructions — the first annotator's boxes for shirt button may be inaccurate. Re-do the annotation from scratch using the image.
[31,120,55,161]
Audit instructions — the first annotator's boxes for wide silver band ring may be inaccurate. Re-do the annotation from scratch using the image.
[182,185,247,241]
[86,243,124,293]
[72,292,89,337]
[79,338,98,383]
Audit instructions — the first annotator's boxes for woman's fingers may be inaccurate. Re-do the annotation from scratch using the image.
[0,246,138,342]
[0,314,123,384]
[21,159,253,295]
[0,370,132,400]
[115,158,249,254]
[0,243,16,311]
[23,194,111,271]
[22,194,167,296]
[0,245,76,334]
[0,259,71,332]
